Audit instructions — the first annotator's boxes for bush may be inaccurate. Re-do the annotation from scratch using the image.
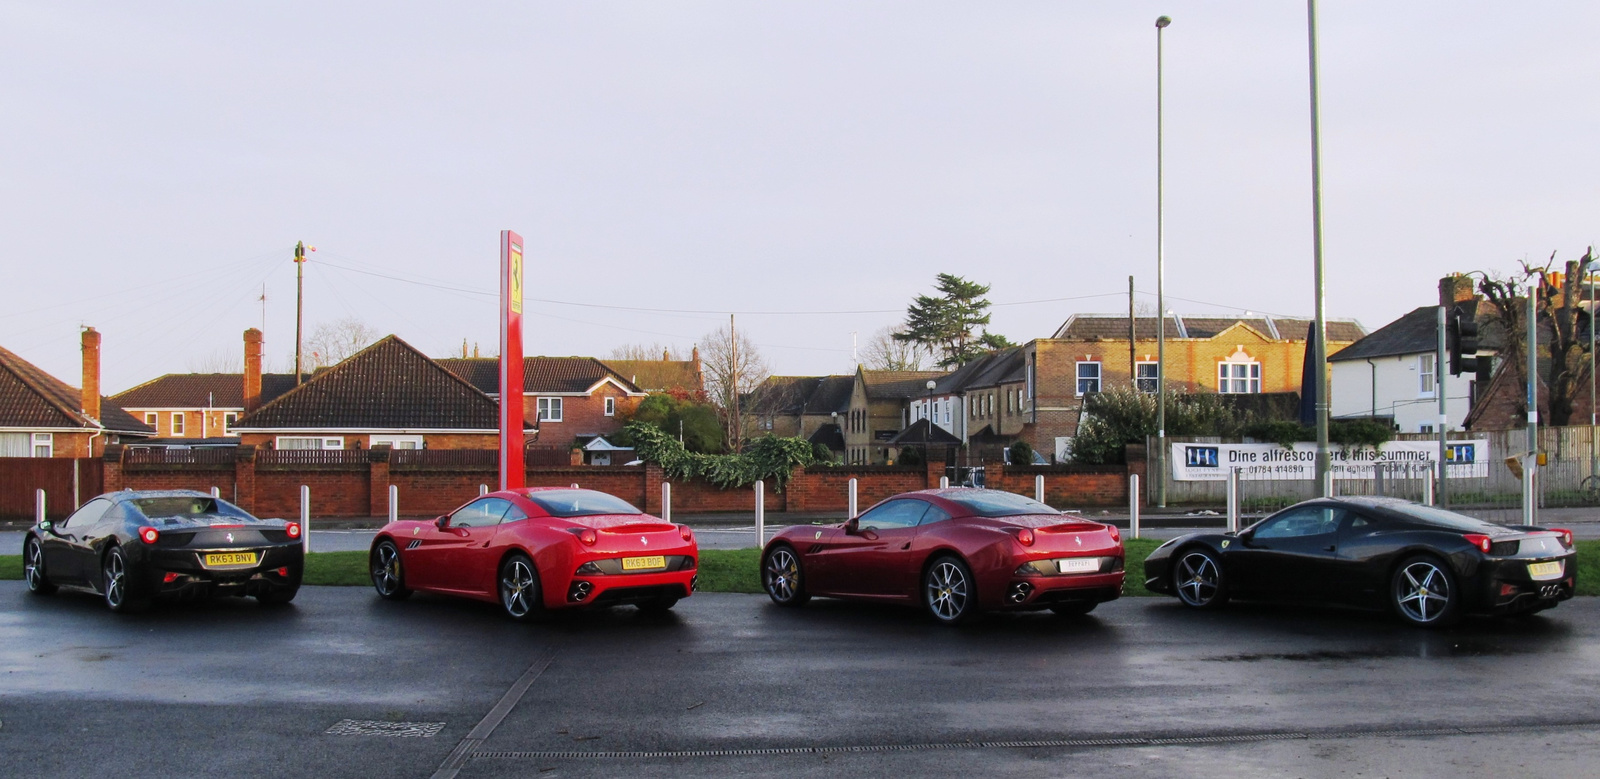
[619,393,724,453]
[1243,419,1393,450]
[1008,440,1035,465]
[897,447,924,467]
[1071,389,1244,464]
[625,422,816,490]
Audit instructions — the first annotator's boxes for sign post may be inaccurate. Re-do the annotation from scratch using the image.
[500,230,526,490]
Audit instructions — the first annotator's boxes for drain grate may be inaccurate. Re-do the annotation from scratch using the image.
[327,719,446,738]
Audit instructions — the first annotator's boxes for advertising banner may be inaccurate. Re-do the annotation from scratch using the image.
[1171,440,1488,481]
[499,230,525,490]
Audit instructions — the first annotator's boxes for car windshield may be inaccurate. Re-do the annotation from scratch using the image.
[942,490,1059,518]
[1377,502,1499,532]
[130,496,250,519]
[524,490,643,518]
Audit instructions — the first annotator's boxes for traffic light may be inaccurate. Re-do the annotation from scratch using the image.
[1447,302,1479,376]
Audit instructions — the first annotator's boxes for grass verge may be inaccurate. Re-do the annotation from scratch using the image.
[2,540,1592,597]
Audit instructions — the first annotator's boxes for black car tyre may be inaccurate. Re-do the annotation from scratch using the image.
[256,587,299,606]
[102,547,149,614]
[1173,548,1229,609]
[1049,602,1097,617]
[1391,555,1462,628]
[24,538,56,595]
[762,544,811,607]
[924,555,978,625]
[370,540,412,600]
[498,553,548,623]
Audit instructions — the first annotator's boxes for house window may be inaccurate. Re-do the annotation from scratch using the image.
[1218,359,1261,394]
[537,397,563,422]
[32,433,53,458]
[276,436,344,450]
[370,435,424,450]
[1420,424,1435,434]
[222,412,238,436]
[171,413,185,436]
[1076,362,1102,396]
[144,412,158,426]
[1419,354,1436,396]
[1136,362,1160,393]
[604,397,616,416]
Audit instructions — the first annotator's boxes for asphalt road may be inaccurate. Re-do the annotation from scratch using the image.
[3,581,1600,778]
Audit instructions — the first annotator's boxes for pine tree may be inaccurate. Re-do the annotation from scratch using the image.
[893,274,1013,367]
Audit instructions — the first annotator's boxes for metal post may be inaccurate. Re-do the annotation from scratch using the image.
[1155,14,1172,508]
[1526,284,1538,526]
[1307,0,1331,497]
[754,480,765,547]
[479,484,489,496]
[1423,465,1435,507]
[1437,305,1449,507]
[662,482,672,523]
[848,478,858,519]
[1226,468,1239,533]
[1129,474,1141,539]
[1591,258,1597,483]
[388,484,398,524]
[939,476,949,489]
[35,489,45,526]
[570,483,579,489]
[1035,474,1045,503]
[73,459,80,509]
[299,485,310,554]
[210,486,220,498]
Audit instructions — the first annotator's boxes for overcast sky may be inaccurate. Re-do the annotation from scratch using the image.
[3,2,1597,393]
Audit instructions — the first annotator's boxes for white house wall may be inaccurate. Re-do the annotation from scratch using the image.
[1331,353,1473,433]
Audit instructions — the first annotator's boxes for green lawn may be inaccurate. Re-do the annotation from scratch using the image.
[2,540,1592,598]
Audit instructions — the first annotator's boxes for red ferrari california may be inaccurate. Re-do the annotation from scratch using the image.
[761,488,1124,624]
[369,488,697,620]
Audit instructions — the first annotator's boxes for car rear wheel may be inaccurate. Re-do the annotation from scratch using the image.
[370,540,412,600]
[924,555,978,625]
[24,538,56,595]
[1173,548,1228,609]
[102,547,149,614]
[762,545,810,607]
[498,554,547,622]
[1391,555,1462,628]
[1049,602,1097,617]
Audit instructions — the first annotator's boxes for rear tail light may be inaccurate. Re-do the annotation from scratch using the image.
[1013,527,1035,546]
[680,525,694,543]
[1463,533,1493,554]
[139,526,160,545]
[1107,525,1121,543]
[1551,528,1574,548]
[567,527,598,545]
[286,522,302,540]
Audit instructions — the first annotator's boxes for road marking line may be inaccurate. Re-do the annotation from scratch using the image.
[430,647,555,779]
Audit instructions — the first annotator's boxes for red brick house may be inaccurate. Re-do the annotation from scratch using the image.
[437,357,648,449]
[112,329,298,443]
[0,328,153,457]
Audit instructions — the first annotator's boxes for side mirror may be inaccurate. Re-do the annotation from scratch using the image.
[433,515,449,530]
[843,517,859,535]
[39,519,54,534]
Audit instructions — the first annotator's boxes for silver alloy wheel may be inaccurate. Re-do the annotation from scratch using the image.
[926,560,969,621]
[372,544,401,595]
[1395,560,1451,623]
[501,559,536,618]
[24,540,44,590]
[103,551,126,609]
[764,549,799,601]
[1176,552,1220,606]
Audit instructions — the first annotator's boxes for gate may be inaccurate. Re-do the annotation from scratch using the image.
[0,458,103,520]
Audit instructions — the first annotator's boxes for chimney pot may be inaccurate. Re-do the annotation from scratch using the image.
[81,327,101,422]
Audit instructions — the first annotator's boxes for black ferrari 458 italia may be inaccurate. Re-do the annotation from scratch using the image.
[21,490,305,613]
[1144,496,1576,627]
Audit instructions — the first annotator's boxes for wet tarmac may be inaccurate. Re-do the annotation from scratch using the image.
[2,581,1599,777]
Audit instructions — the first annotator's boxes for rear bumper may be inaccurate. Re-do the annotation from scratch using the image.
[998,571,1124,610]
[555,568,696,609]
[1474,555,1576,614]
[131,543,304,599]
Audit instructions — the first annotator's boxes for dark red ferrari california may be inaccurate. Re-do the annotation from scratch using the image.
[369,488,697,620]
[761,489,1124,624]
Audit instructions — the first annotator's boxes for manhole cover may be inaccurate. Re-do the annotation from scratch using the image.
[326,719,445,738]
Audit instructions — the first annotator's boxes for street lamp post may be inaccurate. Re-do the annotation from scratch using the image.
[1155,14,1171,508]
[1306,0,1331,496]
[925,380,937,473]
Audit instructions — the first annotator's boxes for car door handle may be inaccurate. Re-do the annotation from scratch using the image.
[1323,544,1336,551]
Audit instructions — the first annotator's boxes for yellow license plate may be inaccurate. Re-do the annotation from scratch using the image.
[621,555,667,571]
[204,552,259,567]
[1528,561,1564,580]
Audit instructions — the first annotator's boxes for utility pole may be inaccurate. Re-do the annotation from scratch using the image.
[1155,14,1172,508]
[1525,282,1538,525]
[851,331,858,366]
[259,284,268,336]
[730,314,741,452]
[1129,276,1137,390]
[294,241,307,384]
[1436,305,1447,506]
[1306,0,1332,496]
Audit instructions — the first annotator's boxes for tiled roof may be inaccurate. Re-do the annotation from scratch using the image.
[861,370,948,400]
[806,423,845,451]
[748,375,854,416]
[1327,307,1438,362]
[964,347,1026,390]
[235,336,502,431]
[111,373,297,408]
[601,359,703,393]
[438,357,643,395]
[805,376,854,414]
[886,418,963,446]
[1054,314,1365,343]
[0,344,153,435]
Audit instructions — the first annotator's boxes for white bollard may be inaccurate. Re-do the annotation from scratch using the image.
[1423,466,1435,507]
[754,480,765,547]
[661,482,672,523]
[570,483,579,489]
[939,476,949,489]
[300,485,311,553]
[1129,474,1140,540]
[388,484,398,523]
[1226,468,1240,533]
[210,486,220,498]
[848,478,858,519]
[479,484,489,496]
[35,489,46,526]
[1035,474,1045,504]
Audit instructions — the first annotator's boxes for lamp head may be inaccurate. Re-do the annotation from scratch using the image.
[1156,16,1172,28]
[926,380,937,391]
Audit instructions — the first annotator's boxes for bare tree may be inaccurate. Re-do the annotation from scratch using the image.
[186,345,241,374]
[698,322,771,451]
[305,317,381,369]
[609,343,689,361]
[861,325,929,371]
[1474,248,1594,427]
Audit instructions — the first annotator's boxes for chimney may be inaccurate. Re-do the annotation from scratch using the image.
[662,348,670,361]
[1440,274,1475,308]
[243,328,263,413]
[81,327,101,421]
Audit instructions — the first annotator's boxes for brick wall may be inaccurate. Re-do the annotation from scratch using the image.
[982,461,1132,509]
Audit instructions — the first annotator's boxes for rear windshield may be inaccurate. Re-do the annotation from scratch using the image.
[130,497,251,519]
[942,490,1059,518]
[1377,502,1499,532]
[524,490,643,518]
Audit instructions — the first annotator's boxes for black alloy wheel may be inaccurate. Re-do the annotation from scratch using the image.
[1391,555,1462,628]
[924,555,978,625]
[370,540,412,600]
[24,538,56,595]
[1049,602,1097,617]
[102,547,149,614]
[498,553,547,622]
[762,545,810,607]
[1173,548,1228,609]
